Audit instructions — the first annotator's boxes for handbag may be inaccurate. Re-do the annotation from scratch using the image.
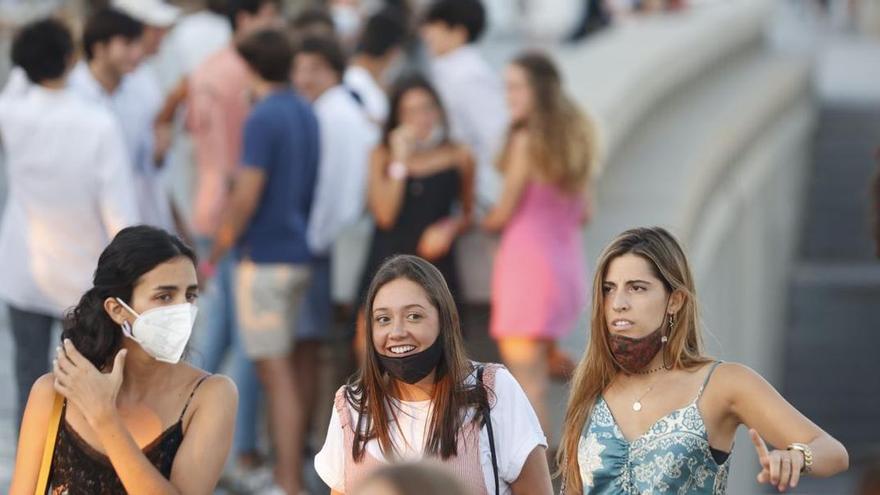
[35,392,64,495]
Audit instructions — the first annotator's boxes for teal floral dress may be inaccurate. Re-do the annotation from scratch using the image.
[577,362,731,494]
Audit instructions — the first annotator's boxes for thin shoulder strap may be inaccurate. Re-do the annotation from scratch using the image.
[478,365,500,495]
[696,361,723,401]
[179,374,211,422]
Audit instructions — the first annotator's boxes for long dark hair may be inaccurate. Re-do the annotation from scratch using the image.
[381,74,450,148]
[347,255,489,461]
[61,226,197,370]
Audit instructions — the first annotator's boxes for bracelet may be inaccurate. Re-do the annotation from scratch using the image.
[787,443,813,473]
[388,160,408,181]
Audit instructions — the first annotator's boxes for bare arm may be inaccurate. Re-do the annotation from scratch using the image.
[167,376,239,495]
[510,446,553,495]
[155,77,189,128]
[414,148,476,260]
[722,363,848,489]
[367,146,406,230]
[209,167,266,265]
[9,374,56,494]
[482,130,531,232]
[457,146,476,230]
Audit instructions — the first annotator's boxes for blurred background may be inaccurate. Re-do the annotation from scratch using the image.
[1,0,879,494]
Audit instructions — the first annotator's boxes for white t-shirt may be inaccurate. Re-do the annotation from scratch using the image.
[430,45,508,208]
[314,367,546,494]
[153,10,232,91]
[306,85,379,255]
[0,84,139,317]
[344,65,389,125]
[68,62,174,231]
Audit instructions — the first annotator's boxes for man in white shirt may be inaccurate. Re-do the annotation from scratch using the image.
[421,0,507,209]
[111,0,181,166]
[68,7,176,231]
[343,6,407,125]
[0,18,138,430]
[293,34,379,432]
[152,0,230,91]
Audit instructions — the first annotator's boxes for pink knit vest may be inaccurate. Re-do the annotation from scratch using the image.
[334,364,501,494]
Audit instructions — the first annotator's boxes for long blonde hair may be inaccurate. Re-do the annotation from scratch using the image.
[556,227,713,492]
[498,52,597,194]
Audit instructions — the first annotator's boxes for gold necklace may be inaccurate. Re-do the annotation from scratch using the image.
[631,370,667,412]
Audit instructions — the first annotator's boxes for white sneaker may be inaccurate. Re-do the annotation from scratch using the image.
[223,464,274,493]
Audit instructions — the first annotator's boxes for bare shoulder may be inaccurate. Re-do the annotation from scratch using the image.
[26,373,58,412]
[197,374,238,403]
[712,362,764,381]
[19,373,59,434]
[32,372,57,398]
[180,374,237,433]
[709,362,773,397]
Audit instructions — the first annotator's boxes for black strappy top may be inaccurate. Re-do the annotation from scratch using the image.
[47,375,210,495]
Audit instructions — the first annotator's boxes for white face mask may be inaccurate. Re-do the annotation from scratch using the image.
[116,298,198,364]
[332,4,362,39]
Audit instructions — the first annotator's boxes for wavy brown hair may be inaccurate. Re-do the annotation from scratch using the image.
[498,51,598,194]
[556,227,713,492]
[346,255,490,461]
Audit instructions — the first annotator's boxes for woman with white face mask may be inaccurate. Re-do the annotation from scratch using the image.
[557,227,849,494]
[10,225,238,495]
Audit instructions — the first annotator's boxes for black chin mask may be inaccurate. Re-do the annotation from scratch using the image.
[377,336,444,384]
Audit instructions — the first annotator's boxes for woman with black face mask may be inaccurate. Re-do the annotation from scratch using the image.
[557,227,849,494]
[314,255,553,495]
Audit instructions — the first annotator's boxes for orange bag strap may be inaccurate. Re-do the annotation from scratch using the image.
[35,393,64,495]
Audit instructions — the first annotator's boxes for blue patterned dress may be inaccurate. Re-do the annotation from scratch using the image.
[577,362,730,494]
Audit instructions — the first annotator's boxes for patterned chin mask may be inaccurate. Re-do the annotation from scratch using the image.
[608,326,665,373]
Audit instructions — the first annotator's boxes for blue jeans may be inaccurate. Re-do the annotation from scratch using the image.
[8,305,56,434]
[191,241,262,457]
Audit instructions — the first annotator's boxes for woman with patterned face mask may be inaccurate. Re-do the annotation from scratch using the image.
[10,226,237,494]
[315,255,553,495]
[557,227,849,494]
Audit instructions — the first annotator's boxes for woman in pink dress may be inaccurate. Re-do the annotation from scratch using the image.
[483,52,598,433]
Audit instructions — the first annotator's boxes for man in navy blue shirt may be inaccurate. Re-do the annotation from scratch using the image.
[205,27,318,495]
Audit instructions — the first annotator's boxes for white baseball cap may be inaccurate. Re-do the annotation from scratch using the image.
[112,0,182,28]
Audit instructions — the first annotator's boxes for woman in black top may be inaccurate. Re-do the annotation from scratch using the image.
[10,226,237,494]
[354,75,475,356]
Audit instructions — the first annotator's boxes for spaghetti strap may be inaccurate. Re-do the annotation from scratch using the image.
[179,374,211,422]
[696,361,723,401]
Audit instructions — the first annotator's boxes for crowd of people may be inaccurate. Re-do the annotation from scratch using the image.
[0,0,851,494]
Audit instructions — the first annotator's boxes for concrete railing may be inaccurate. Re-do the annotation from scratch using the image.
[455,0,782,304]
[556,0,774,169]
